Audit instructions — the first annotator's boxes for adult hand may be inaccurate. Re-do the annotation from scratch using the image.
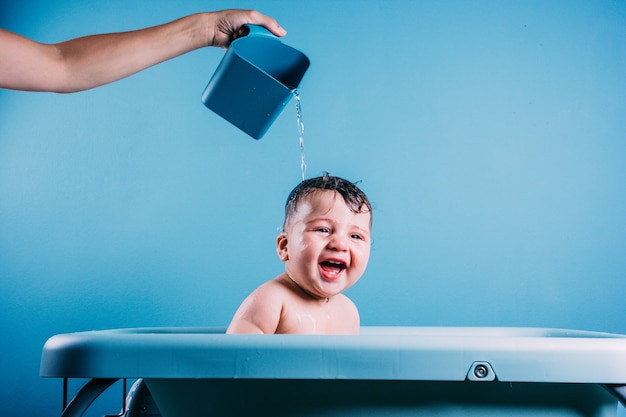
[209,9,287,48]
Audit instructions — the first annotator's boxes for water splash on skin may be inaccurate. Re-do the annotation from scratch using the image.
[296,312,318,332]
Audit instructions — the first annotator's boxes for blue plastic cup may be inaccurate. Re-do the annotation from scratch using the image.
[201,25,310,140]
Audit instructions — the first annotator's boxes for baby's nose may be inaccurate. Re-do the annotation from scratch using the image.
[328,234,349,251]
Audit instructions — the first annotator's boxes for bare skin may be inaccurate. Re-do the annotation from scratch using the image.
[227,274,360,334]
[227,191,371,334]
[0,9,285,93]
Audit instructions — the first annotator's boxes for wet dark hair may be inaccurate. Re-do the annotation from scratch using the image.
[284,173,372,229]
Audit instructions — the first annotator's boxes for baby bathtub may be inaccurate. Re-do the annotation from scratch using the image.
[41,326,626,417]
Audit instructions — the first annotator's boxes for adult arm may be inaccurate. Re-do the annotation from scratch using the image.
[0,9,285,93]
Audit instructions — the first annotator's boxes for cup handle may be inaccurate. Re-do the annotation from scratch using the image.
[242,24,280,40]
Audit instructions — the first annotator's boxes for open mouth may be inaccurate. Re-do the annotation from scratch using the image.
[319,260,346,278]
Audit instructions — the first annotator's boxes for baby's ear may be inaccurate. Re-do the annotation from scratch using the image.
[276,232,289,261]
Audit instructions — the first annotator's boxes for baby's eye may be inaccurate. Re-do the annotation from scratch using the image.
[315,227,330,233]
[351,233,364,240]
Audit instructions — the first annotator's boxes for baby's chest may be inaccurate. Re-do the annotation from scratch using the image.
[279,307,334,334]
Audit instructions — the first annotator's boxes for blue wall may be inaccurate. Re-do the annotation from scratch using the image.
[1,0,625,415]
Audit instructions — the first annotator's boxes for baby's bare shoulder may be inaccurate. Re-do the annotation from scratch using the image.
[329,294,360,333]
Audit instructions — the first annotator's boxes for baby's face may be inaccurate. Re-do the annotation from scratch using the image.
[278,191,371,299]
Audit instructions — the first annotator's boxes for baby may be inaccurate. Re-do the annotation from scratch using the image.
[227,174,372,334]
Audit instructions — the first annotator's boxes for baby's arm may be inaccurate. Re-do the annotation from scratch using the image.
[226,281,283,334]
[337,295,361,334]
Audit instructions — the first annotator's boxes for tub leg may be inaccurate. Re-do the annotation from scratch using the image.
[605,384,626,408]
[61,378,119,417]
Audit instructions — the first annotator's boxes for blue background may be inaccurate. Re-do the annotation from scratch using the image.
[1,0,625,415]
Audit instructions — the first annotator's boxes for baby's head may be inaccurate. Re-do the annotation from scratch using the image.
[283,173,372,230]
[277,173,372,300]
